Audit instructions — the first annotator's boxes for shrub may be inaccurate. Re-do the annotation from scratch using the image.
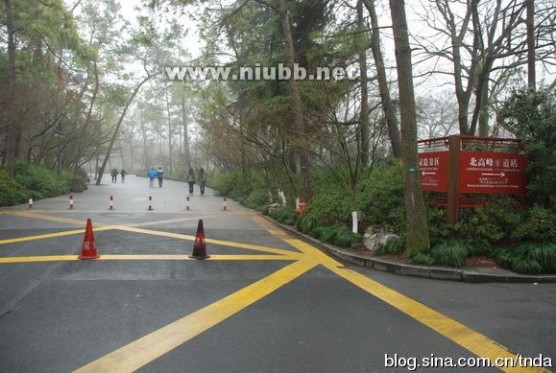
[427,206,451,244]
[331,225,362,248]
[0,167,27,206]
[269,207,297,225]
[357,163,405,234]
[14,160,69,198]
[296,214,320,235]
[455,196,523,248]
[210,170,253,199]
[429,240,470,268]
[511,205,556,243]
[493,243,556,274]
[305,191,351,227]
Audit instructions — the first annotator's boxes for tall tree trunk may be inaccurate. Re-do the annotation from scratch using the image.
[389,0,430,255]
[181,95,191,171]
[526,0,536,90]
[357,0,370,167]
[3,0,19,177]
[362,0,401,157]
[277,0,313,201]
[164,88,173,174]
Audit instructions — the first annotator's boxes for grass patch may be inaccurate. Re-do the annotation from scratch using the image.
[375,237,405,255]
[495,243,556,274]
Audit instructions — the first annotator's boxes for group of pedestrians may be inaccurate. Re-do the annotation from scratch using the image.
[185,167,206,196]
[110,168,127,183]
[145,167,207,195]
[147,167,165,188]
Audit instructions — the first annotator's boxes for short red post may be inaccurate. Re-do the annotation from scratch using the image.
[148,196,153,211]
[109,196,114,210]
[69,194,74,210]
[28,196,33,209]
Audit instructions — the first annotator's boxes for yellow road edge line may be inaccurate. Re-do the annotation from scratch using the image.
[75,258,318,373]
[0,254,301,264]
[285,238,550,373]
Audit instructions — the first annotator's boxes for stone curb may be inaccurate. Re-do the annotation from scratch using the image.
[264,216,556,284]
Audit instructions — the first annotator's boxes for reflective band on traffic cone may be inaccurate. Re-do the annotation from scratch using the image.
[189,219,210,260]
[79,218,100,260]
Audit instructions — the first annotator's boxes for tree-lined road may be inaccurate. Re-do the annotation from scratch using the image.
[0,176,554,372]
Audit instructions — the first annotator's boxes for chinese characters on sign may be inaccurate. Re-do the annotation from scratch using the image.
[418,151,527,195]
[418,152,449,193]
[459,151,527,194]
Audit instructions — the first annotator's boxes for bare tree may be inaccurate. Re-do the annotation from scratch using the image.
[416,0,556,135]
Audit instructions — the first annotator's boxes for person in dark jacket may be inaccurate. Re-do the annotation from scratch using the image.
[156,167,164,187]
[198,168,207,196]
[185,168,195,195]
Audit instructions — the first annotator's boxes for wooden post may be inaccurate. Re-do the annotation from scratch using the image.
[447,135,461,227]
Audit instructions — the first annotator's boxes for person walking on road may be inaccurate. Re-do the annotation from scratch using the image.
[111,168,119,183]
[198,168,207,196]
[157,167,164,187]
[185,168,195,195]
[120,169,127,183]
[147,168,157,187]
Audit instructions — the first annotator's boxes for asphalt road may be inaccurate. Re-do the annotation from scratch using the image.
[0,175,554,372]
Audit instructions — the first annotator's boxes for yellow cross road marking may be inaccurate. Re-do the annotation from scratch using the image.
[75,259,318,373]
[284,238,551,373]
[1,210,87,226]
[0,254,299,264]
[1,210,550,372]
[113,225,297,256]
[0,226,113,245]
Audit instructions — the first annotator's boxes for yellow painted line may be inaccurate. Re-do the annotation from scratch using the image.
[113,225,297,256]
[1,210,87,226]
[75,258,318,372]
[0,226,114,245]
[0,255,79,263]
[0,254,298,264]
[285,238,550,373]
[131,215,220,227]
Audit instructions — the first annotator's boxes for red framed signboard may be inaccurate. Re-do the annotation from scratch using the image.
[418,151,449,192]
[459,151,527,194]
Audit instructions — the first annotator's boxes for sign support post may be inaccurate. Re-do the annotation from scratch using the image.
[447,135,461,226]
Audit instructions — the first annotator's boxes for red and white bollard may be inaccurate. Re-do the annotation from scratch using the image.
[186,196,190,211]
[223,197,227,211]
[28,196,33,209]
[69,194,74,210]
[109,196,114,210]
[148,196,153,211]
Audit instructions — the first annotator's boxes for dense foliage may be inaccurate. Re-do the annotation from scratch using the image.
[0,161,87,207]
[210,88,556,274]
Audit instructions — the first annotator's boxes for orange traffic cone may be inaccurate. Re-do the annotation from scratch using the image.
[79,218,100,260]
[189,219,210,260]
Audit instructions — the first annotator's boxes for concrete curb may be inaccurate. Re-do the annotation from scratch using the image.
[264,216,556,283]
